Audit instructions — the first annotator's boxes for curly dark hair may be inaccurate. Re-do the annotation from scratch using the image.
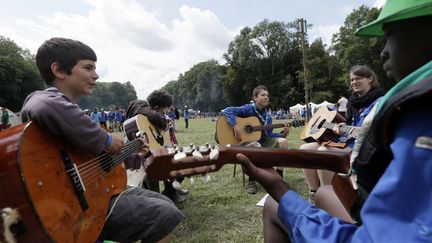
[147,89,173,109]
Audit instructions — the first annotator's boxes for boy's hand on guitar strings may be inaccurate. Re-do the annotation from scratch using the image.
[236,153,290,202]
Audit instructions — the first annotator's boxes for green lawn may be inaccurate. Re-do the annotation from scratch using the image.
[169,118,308,243]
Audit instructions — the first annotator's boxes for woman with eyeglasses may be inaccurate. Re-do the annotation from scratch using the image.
[298,65,385,222]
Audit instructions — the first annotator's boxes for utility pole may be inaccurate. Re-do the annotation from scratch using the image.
[298,18,309,121]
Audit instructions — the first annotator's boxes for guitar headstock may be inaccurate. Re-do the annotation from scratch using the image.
[145,144,223,180]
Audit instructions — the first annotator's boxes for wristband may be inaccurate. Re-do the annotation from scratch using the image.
[105,133,113,148]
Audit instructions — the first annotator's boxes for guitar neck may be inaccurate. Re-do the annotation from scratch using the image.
[321,122,355,134]
[146,146,350,180]
[219,146,350,173]
[252,123,286,131]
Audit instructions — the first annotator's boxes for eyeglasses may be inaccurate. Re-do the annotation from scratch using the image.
[350,76,365,82]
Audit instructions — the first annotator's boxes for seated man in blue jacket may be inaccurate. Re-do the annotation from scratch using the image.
[222,85,289,194]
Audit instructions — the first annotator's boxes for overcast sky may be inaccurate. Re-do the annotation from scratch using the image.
[0,0,385,99]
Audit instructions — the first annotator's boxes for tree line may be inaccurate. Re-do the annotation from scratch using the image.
[163,5,394,111]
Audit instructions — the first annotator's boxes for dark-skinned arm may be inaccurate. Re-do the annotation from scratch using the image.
[236,153,290,202]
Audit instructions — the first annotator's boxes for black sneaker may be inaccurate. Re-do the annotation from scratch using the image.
[162,190,186,204]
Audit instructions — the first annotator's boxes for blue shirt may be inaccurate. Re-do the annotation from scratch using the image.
[184,110,189,119]
[343,97,381,148]
[222,103,284,145]
[108,111,115,121]
[100,111,107,122]
[277,107,432,242]
[90,111,100,123]
[114,111,122,122]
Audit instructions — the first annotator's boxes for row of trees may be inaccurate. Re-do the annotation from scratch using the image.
[163,5,394,111]
[77,81,137,110]
[0,36,137,111]
[0,36,45,111]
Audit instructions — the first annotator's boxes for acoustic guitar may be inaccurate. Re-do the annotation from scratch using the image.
[300,106,359,143]
[216,116,304,145]
[124,114,170,149]
[144,145,356,213]
[0,115,144,243]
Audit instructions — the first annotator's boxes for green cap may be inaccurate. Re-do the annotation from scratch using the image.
[356,0,432,36]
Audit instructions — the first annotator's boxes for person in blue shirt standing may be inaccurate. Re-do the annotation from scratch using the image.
[90,107,100,124]
[235,1,432,242]
[99,108,108,130]
[183,106,189,129]
[114,107,123,132]
[107,108,115,132]
[222,85,289,194]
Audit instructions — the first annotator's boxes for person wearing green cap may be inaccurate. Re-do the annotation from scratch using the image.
[234,0,432,242]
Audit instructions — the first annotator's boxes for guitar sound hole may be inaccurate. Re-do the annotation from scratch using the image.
[317,119,326,129]
[244,125,253,134]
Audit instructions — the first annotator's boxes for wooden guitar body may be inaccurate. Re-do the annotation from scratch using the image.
[215,116,261,145]
[300,106,346,143]
[0,122,129,242]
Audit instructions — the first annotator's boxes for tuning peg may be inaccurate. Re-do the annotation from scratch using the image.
[190,143,194,148]
[192,150,203,160]
[209,148,219,160]
[174,152,187,161]
[205,143,209,148]
[202,173,211,183]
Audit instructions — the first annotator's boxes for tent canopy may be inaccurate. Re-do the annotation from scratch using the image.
[0,107,21,126]
[289,103,305,114]
[316,101,335,109]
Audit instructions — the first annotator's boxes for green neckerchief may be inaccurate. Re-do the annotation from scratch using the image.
[375,60,432,115]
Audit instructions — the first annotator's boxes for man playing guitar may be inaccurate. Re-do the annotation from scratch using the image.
[221,85,289,194]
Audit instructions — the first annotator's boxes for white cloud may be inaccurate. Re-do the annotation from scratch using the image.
[373,0,386,8]
[2,0,236,100]
[309,24,340,47]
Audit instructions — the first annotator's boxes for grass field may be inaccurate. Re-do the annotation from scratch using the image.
[167,118,309,243]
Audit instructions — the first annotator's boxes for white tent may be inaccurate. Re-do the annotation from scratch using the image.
[289,103,306,115]
[0,107,21,127]
[316,101,335,110]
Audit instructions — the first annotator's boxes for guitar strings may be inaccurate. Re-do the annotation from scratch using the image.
[75,139,138,170]
[67,140,141,186]
[79,141,140,180]
[80,143,141,186]
[70,139,139,174]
